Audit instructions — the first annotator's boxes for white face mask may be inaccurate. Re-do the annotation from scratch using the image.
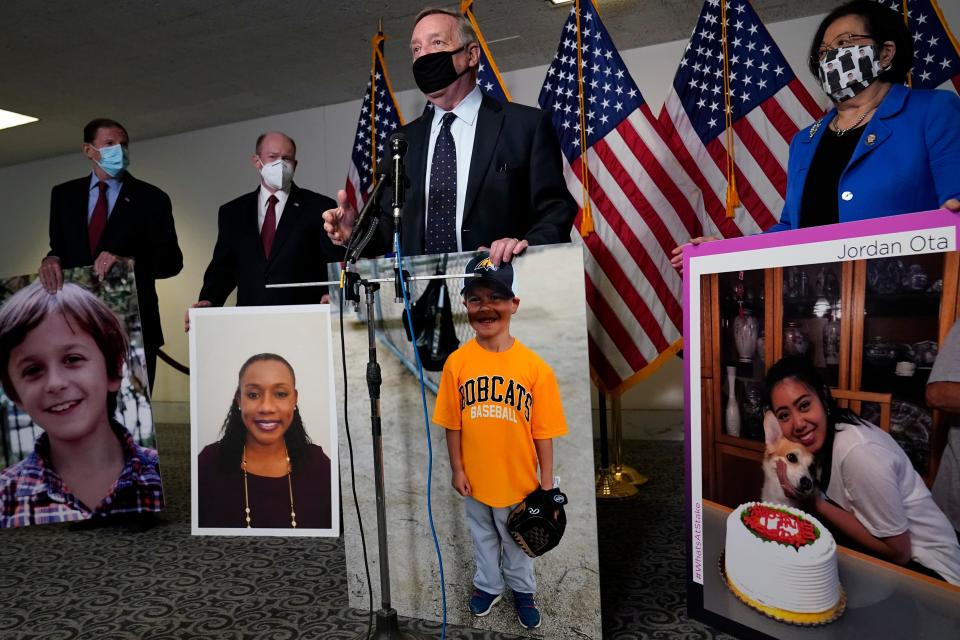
[259,158,294,191]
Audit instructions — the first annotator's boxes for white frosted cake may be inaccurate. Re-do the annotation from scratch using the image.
[724,502,843,623]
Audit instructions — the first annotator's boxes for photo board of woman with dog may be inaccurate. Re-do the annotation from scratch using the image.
[682,209,960,639]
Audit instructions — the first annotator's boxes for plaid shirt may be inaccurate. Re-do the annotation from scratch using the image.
[0,421,164,528]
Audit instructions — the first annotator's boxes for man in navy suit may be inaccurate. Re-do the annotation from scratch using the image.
[38,118,183,390]
[190,132,341,318]
[323,7,576,264]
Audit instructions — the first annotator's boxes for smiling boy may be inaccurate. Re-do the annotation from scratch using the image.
[432,254,568,630]
[0,281,163,528]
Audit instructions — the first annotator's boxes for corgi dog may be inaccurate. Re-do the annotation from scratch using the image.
[761,410,818,506]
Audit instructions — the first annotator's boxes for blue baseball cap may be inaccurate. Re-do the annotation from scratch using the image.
[462,253,515,298]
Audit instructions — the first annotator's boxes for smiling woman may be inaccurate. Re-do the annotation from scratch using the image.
[196,353,331,529]
[763,356,960,585]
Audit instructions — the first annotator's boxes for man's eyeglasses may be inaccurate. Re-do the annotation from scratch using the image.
[815,33,873,62]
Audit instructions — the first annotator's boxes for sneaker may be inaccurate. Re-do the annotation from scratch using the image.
[469,588,502,616]
[513,590,542,629]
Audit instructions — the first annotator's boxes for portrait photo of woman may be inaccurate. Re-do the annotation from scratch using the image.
[189,305,339,537]
[197,353,332,530]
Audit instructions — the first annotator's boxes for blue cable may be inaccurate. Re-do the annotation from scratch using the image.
[395,243,448,639]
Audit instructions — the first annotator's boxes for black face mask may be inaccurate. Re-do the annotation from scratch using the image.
[412,46,469,94]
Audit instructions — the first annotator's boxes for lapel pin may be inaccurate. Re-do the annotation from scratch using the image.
[124,196,131,202]
[865,133,876,146]
[808,119,822,139]
[293,202,300,207]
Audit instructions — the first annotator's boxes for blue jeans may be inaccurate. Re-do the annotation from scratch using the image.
[464,496,536,595]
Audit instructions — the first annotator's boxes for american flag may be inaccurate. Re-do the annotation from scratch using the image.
[462,0,512,103]
[657,0,825,237]
[876,0,960,93]
[539,0,699,394]
[344,32,404,212]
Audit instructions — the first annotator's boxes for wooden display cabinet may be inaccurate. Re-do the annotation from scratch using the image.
[700,253,960,509]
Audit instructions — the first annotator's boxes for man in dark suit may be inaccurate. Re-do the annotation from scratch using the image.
[323,7,576,264]
[190,132,341,318]
[38,118,182,390]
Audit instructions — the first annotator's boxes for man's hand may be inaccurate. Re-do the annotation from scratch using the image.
[451,469,472,497]
[482,238,529,266]
[670,236,721,274]
[38,256,63,293]
[942,198,960,213]
[184,300,212,332]
[323,189,357,246]
[93,251,122,280]
[321,293,331,304]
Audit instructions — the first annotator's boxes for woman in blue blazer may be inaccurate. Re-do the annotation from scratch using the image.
[769,1,960,231]
[672,1,960,265]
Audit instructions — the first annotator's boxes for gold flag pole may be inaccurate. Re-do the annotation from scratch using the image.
[611,395,647,487]
[595,390,638,499]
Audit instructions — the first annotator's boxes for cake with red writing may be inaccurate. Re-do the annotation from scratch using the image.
[723,502,844,624]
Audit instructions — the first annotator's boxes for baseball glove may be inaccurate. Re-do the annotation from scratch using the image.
[507,487,568,558]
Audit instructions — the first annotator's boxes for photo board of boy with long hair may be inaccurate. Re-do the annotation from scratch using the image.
[0,264,161,529]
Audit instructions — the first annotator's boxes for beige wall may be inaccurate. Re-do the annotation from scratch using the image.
[1,8,955,424]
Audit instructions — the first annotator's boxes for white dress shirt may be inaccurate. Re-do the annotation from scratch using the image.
[257,186,289,232]
[423,85,483,252]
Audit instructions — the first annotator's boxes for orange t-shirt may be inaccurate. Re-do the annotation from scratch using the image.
[432,338,568,508]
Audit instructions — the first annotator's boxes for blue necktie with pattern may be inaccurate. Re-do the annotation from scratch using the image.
[425,112,458,254]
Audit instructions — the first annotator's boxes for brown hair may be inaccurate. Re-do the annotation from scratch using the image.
[0,281,128,403]
[83,118,129,144]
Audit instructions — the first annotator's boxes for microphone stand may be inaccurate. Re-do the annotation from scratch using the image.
[270,172,424,639]
[271,269,473,640]
[268,154,473,640]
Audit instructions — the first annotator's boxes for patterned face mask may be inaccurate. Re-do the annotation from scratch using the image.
[818,44,882,102]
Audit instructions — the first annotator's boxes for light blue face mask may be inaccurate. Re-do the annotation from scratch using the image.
[96,144,129,177]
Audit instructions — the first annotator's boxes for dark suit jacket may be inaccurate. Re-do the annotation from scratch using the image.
[48,173,183,348]
[372,92,576,257]
[199,184,341,306]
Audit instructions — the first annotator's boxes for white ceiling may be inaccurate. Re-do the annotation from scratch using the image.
[0,0,839,167]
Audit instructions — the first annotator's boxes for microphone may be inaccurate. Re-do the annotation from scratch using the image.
[389,133,410,303]
[390,133,408,216]
[343,170,389,265]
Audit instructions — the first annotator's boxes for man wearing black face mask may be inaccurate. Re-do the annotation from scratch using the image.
[323,7,576,265]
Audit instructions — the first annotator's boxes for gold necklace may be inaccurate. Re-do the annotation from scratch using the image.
[241,444,297,528]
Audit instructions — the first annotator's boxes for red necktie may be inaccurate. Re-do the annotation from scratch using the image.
[262,195,278,258]
[88,181,108,255]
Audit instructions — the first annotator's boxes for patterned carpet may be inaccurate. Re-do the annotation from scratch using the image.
[0,425,731,639]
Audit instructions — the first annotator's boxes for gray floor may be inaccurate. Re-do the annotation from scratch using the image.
[0,424,731,639]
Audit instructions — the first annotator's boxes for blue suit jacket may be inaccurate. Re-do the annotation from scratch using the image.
[770,84,960,232]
